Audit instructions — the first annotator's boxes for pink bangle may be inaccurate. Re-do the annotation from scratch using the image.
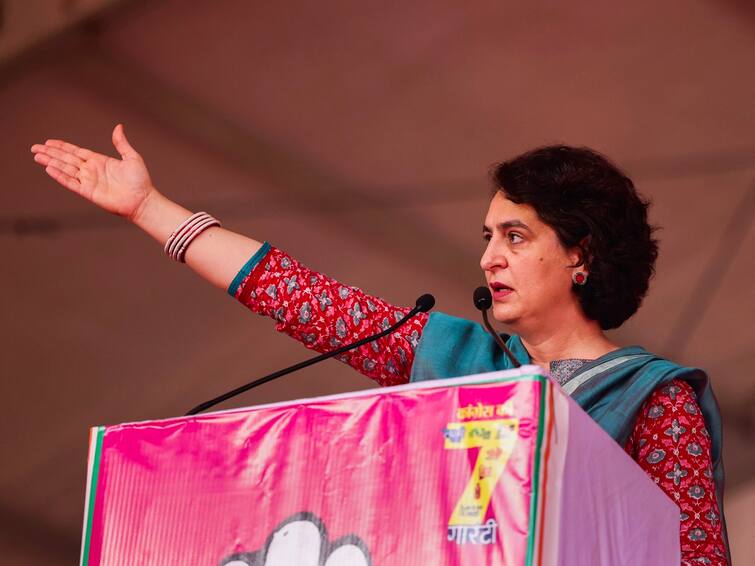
[169,215,212,260]
[164,212,204,255]
[164,212,221,263]
[165,213,208,258]
[174,217,221,262]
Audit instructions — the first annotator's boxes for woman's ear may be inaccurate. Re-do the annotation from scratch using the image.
[567,236,591,271]
[568,249,583,269]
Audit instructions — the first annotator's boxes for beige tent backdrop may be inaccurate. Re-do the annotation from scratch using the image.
[1,0,753,563]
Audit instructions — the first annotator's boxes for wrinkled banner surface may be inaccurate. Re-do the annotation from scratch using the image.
[81,370,550,565]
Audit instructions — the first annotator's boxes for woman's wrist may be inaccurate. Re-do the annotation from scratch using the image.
[131,189,194,246]
[130,186,158,223]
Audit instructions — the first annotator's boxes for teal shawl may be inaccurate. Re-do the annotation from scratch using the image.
[412,312,729,558]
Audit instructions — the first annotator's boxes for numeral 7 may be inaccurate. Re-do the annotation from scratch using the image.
[444,419,519,525]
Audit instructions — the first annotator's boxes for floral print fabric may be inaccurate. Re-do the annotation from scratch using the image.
[234,247,427,387]
[625,381,727,565]
[234,246,727,565]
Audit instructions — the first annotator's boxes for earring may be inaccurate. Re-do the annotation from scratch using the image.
[572,271,588,286]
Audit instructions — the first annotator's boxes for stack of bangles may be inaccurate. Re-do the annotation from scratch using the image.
[164,212,222,262]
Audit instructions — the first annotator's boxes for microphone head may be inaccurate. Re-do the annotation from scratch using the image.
[473,286,492,311]
[415,293,436,313]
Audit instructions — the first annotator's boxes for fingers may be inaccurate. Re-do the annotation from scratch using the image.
[31,144,85,168]
[40,139,94,160]
[44,164,82,194]
[111,123,138,159]
[33,152,81,177]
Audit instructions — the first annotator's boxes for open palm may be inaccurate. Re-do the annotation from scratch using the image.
[31,124,154,220]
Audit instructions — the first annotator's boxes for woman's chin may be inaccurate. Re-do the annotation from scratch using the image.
[491,304,520,326]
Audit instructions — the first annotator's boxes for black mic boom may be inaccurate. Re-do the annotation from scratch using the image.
[472,286,521,368]
[186,293,436,415]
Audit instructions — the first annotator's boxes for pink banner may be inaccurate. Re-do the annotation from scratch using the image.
[81,373,549,566]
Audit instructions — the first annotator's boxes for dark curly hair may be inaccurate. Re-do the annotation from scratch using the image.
[491,145,658,330]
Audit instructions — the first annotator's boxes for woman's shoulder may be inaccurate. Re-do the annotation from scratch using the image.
[631,378,708,449]
[606,344,704,373]
[604,345,711,392]
[645,378,699,407]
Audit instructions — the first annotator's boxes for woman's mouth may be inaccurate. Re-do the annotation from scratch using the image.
[489,282,514,300]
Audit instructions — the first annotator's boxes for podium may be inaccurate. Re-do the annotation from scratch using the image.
[79,367,679,565]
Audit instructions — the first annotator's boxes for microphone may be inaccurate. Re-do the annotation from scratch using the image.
[473,286,521,368]
[186,294,436,415]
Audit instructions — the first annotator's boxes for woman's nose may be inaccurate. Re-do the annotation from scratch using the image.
[480,242,506,271]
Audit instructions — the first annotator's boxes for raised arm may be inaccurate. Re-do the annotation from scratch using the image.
[31,125,428,385]
[31,124,261,290]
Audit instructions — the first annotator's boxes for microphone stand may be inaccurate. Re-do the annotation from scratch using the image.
[186,294,435,415]
[473,286,521,368]
[480,308,521,368]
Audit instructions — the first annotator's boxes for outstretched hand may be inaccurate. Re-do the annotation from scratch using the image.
[31,124,155,221]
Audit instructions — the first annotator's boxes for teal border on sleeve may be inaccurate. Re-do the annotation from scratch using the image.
[227,242,271,297]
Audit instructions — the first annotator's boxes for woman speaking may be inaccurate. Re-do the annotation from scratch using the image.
[31,125,729,565]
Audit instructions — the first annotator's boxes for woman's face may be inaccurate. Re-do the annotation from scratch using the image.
[481,192,583,330]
